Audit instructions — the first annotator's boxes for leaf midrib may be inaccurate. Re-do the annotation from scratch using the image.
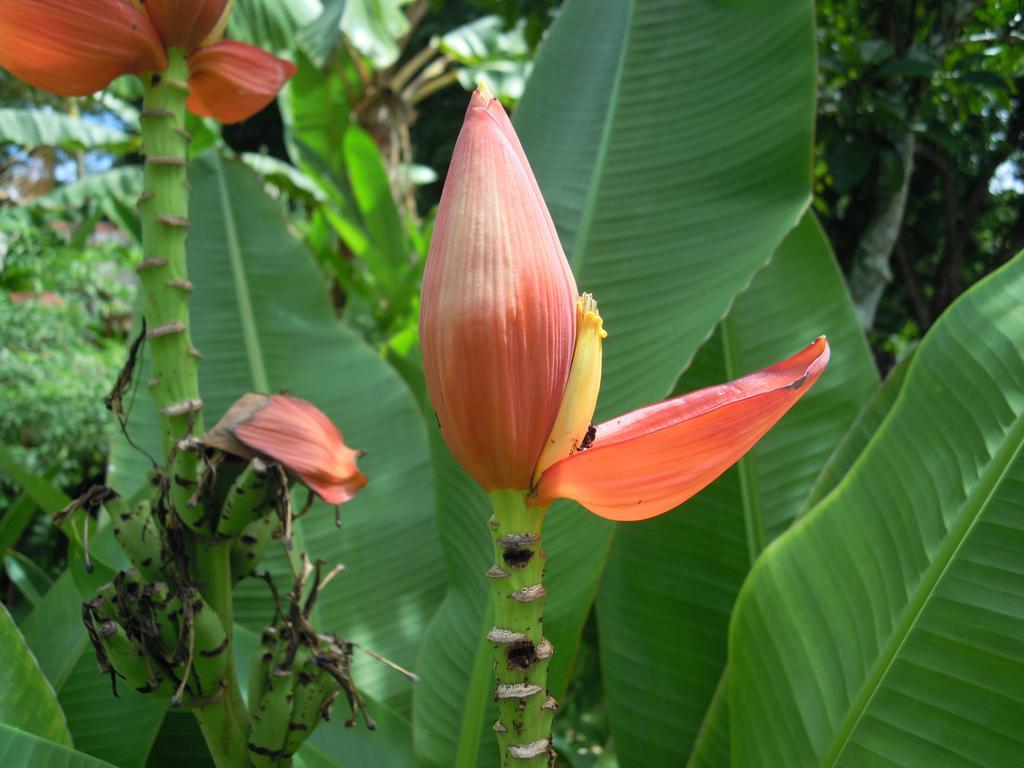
[213,157,269,393]
[821,410,1024,766]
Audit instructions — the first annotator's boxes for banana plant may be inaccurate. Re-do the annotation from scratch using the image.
[0,2,376,766]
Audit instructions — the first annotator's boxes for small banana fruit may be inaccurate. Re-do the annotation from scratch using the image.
[216,458,269,537]
[188,592,230,696]
[230,513,278,582]
[96,620,167,696]
[110,499,164,581]
[248,646,307,767]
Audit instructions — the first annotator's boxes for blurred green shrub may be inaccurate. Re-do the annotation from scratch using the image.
[0,216,137,516]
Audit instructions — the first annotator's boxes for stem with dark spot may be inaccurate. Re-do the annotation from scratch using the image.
[487,490,556,767]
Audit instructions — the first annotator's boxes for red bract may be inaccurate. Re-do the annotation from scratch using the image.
[144,0,228,50]
[207,394,367,506]
[420,88,579,491]
[0,0,166,96]
[0,0,293,124]
[186,41,296,126]
[533,337,829,520]
[420,89,830,521]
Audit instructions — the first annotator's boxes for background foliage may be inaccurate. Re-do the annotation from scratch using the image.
[1,1,1022,767]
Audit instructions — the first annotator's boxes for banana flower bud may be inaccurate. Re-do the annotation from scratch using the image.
[205,394,366,506]
[420,86,579,491]
[421,89,830,521]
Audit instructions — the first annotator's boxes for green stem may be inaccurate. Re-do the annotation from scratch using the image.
[487,491,556,767]
[139,50,248,766]
[139,47,204,528]
[192,540,251,768]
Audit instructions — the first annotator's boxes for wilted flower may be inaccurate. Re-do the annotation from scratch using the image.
[0,0,293,124]
[205,394,367,506]
[420,88,829,520]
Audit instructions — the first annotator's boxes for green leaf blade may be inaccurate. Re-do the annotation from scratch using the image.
[800,351,914,516]
[0,109,134,152]
[596,213,878,768]
[731,253,1024,768]
[0,603,71,747]
[0,723,118,768]
[517,0,818,418]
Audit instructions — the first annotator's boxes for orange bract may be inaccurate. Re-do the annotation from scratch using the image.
[0,0,293,124]
[144,0,229,50]
[186,41,297,125]
[207,394,366,506]
[532,337,830,520]
[0,0,166,96]
[420,90,578,491]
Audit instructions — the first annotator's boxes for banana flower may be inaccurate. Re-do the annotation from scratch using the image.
[421,88,829,522]
[0,0,293,124]
[421,88,828,765]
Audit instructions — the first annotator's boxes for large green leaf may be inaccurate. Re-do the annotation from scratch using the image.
[730,252,1024,767]
[20,572,89,691]
[108,153,443,718]
[0,458,60,557]
[4,551,54,607]
[30,167,142,211]
[240,152,326,204]
[687,680,730,768]
[341,0,411,69]
[799,350,913,514]
[0,109,134,152]
[296,0,347,69]
[595,213,878,768]
[30,166,145,242]
[0,443,70,514]
[0,602,71,746]
[227,0,318,53]
[0,724,117,768]
[440,15,532,102]
[412,1,818,766]
[281,54,352,177]
[58,652,168,768]
[343,125,410,306]
[516,0,816,417]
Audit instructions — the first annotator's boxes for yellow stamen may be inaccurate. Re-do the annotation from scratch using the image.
[476,78,496,103]
[533,293,606,485]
